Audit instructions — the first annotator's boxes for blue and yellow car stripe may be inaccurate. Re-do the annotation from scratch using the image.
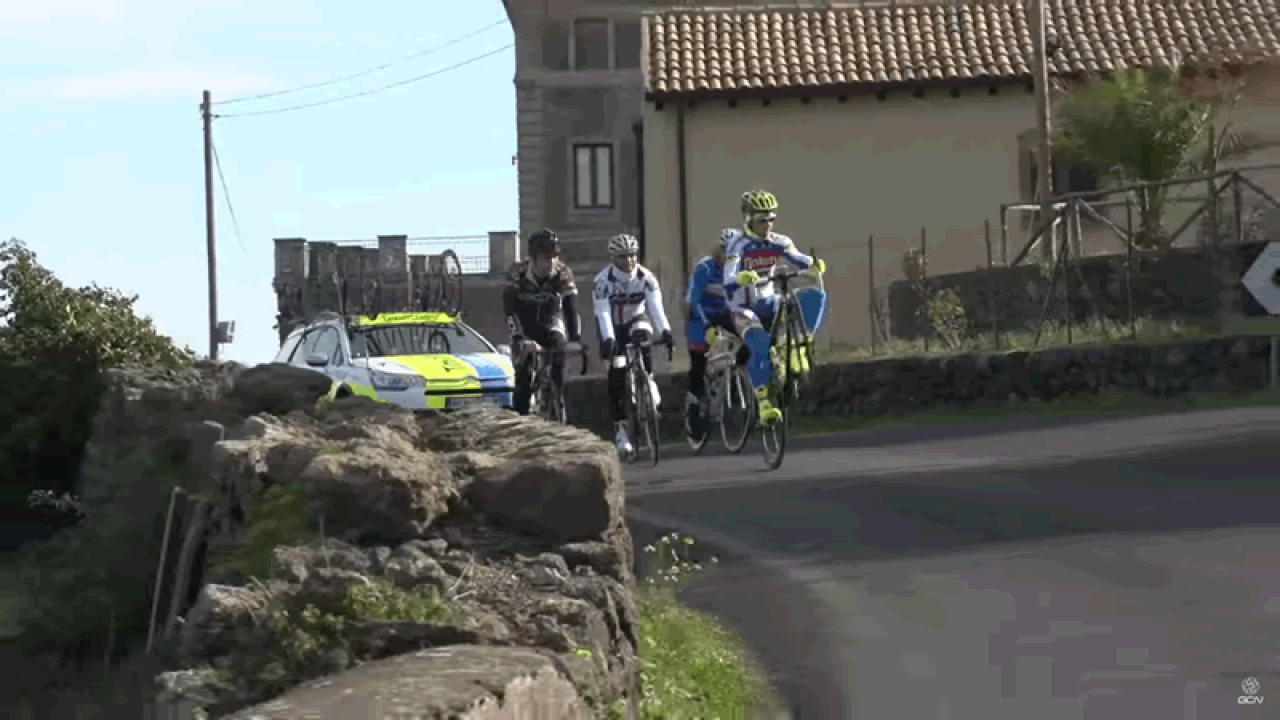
[383,353,515,409]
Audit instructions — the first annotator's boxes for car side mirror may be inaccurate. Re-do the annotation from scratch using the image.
[305,352,328,367]
[497,344,511,357]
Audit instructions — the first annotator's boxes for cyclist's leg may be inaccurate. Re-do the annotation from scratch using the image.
[731,306,781,424]
[685,313,710,437]
[686,313,710,397]
[796,286,828,335]
[608,322,633,452]
[629,319,659,409]
[512,352,535,415]
[717,313,750,365]
[543,317,568,390]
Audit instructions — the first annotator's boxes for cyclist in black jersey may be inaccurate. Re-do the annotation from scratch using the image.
[502,229,584,415]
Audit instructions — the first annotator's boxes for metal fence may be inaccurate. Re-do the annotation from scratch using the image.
[330,235,490,274]
[865,165,1280,357]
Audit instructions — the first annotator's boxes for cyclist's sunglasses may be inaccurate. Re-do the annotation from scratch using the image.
[752,213,778,222]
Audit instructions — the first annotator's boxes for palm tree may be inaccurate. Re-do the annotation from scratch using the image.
[1052,62,1273,252]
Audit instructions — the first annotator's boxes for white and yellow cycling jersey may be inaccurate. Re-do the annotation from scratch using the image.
[276,311,516,411]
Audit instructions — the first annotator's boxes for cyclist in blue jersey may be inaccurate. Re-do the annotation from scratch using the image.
[683,229,740,441]
[722,190,828,425]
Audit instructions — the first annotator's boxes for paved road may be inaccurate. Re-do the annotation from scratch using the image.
[624,407,1280,719]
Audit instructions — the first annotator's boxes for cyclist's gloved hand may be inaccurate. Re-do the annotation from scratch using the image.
[600,338,615,360]
[522,340,543,360]
[736,270,759,286]
[661,330,674,347]
[807,259,827,276]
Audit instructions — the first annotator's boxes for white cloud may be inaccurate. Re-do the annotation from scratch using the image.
[10,68,278,100]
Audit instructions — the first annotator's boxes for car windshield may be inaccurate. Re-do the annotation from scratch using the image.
[349,323,495,359]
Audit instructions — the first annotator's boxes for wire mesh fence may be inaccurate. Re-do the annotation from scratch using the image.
[861,166,1280,359]
[334,235,490,274]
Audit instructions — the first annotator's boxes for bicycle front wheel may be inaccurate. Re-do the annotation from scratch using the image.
[760,307,792,470]
[631,364,661,467]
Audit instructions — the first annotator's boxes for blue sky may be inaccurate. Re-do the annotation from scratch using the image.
[2,0,516,365]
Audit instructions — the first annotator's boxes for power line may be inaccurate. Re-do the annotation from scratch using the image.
[210,136,246,250]
[215,43,513,118]
[217,18,508,106]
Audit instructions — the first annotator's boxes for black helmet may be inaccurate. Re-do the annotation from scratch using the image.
[528,229,560,257]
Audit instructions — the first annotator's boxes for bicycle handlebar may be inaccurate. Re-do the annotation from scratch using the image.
[625,337,674,362]
[749,248,824,292]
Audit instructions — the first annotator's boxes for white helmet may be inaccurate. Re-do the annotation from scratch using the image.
[608,233,640,257]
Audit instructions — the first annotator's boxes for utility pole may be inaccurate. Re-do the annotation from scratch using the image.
[1033,0,1055,264]
[201,90,219,362]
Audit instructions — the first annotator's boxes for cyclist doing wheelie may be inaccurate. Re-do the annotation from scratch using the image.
[593,233,674,455]
[683,229,740,442]
[722,190,828,425]
[502,229,584,416]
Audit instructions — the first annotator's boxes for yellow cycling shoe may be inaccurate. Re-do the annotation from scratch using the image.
[755,386,782,426]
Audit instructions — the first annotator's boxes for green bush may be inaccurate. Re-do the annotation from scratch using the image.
[0,238,196,657]
[0,239,193,367]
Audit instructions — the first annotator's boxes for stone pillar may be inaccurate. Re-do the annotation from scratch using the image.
[489,230,519,277]
[308,242,339,315]
[378,235,410,312]
[272,238,308,344]
[336,246,364,313]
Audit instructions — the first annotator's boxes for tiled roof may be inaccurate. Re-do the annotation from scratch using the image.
[643,0,1280,98]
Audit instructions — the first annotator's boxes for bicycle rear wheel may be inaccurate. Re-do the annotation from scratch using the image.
[719,364,755,454]
[630,364,660,467]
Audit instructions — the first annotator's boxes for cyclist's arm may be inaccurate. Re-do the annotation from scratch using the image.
[722,238,748,308]
[779,237,814,270]
[501,281,525,342]
[644,277,672,335]
[561,293,582,343]
[686,261,709,318]
[559,267,582,342]
[592,280,616,343]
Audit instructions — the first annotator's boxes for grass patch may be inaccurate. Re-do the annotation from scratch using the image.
[634,534,783,719]
[212,483,314,581]
[270,577,453,665]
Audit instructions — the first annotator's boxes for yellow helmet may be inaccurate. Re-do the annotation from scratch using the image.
[741,190,779,215]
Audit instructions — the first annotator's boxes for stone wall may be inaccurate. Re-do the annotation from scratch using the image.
[888,241,1270,339]
[564,335,1280,440]
[3,362,642,719]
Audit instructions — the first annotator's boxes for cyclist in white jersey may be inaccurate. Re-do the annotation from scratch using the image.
[593,233,674,455]
[722,190,828,425]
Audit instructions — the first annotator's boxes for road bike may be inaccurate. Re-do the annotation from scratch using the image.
[522,343,589,424]
[618,333,673,467]
[744,258,824,470]
[686,325,755,455]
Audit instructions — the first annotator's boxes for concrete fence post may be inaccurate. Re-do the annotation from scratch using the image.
[489,230,519,277]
